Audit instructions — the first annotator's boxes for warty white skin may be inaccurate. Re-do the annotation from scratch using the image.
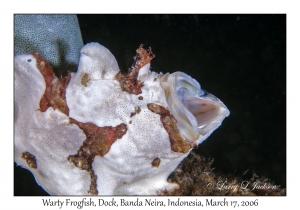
[14,43,229,195]
[14,54,90,195]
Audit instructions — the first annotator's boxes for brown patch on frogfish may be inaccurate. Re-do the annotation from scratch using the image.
[147,103,194,153]
[32,53,71,116]
[21,152,37,168]
[130,106,141,117]
[68,118,127,195]
[151,158,161,168]
[115,45,155,95]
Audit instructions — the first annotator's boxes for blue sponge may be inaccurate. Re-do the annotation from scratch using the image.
[14,14,83,74]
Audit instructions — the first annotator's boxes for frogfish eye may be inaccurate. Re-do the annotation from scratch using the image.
[177,87,189,102]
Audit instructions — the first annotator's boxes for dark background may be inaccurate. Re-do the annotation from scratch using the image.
[15,14,286,195]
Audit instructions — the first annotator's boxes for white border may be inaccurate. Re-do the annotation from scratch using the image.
[2,0,298,209]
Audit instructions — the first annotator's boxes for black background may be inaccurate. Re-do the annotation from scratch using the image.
[15,14,286,195]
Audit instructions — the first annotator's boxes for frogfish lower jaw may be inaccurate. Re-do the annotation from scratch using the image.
[186,94,230,137]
